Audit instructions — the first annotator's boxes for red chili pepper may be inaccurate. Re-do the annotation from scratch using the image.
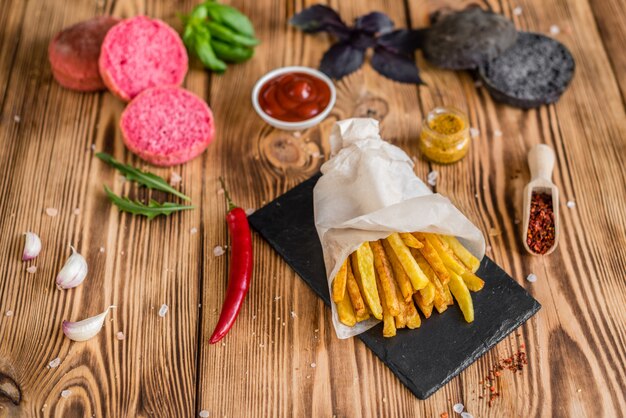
[209,177,253,344]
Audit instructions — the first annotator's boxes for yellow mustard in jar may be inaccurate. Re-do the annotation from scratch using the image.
[419,107,470,164]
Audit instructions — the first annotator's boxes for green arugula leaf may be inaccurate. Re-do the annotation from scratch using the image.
[104,186,194,219]
[96,152,190,201]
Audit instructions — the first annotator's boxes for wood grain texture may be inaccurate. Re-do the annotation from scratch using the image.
[0,0,624,417]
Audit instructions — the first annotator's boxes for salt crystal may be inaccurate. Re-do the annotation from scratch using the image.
[213,246,224,257]
[274,296,281,301]
[99,247,105,253]
[486,245,492,252]
[526,273,537,283]
[293,131,302,138]
[290,311,297,318]
[26,266,37,274]
[494,129,503,137]
[453,403,464,413]
[48,358,61,368]
[567,201,576,208]
[73,208,80,215]
[5,310,13,317]
[514,218,521,224]
[169,172,182,186]
[310,363,316,368]
[45,208,58,217]
[244,208,255,216]
[474,80,483,88]
[470,127,480,138]
[427,170,439,187]
[14,115,20,123]
[116,332,125,340]
[310,152,321,159]
[550,25,560,35]
[513,6,523,15]
[199,411,210,418]
[61,389,71,398]
[158,304,168,317]
[461,413,473,418]
[217,188,224,195]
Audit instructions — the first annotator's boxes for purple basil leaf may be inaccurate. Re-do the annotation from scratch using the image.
[348,30,377,50]
[354,12,394,35]
[290,5,350,39]
[377,29,426,54]
[320,41,365,79]
[370,46,423,84]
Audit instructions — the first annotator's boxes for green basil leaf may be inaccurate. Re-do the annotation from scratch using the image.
[205,2,255,38]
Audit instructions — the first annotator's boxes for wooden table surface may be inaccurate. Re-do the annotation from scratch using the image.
[1,0,625,417]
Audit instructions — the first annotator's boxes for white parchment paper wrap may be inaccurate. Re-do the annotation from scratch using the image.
[314,118,485,339]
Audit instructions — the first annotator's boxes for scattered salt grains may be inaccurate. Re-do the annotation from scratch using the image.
[48,358,61,369]
[244,208,255,216]
[293,131,302,138]
[550,25,560,35]
[5,310,13,317]
[310,363,316,368]
[14,115,21,123]
[290,311,297,318]
[274,296,281,301]
[217,188,224,195]
[513,6,523,16]
[199,411,210,418]
[526,273,537,283]
[486,245,492,252]
[453,403,464,414]
[213,246,225,257]
[190,227,198,235]
[73,208,80,215]
[26,266,37,274]
[158,304,169,317]
[474,80,483,88]
[169,172,182,186]
[99,247,105,253]
[469,127,480,138]
[567,200,576,208]
[427,170,439,187]
[461,413,473,418]
[494,129,503,138]
[60,389,71,399]
[90,144,96,151]
[116,332,125,340]
[45,207,58,217]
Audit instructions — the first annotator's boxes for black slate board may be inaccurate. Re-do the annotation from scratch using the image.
[248,174,541,399]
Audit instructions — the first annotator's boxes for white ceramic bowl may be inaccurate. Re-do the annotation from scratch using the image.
[251,66,336,131]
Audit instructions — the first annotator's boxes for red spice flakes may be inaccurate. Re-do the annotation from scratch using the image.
[526,192,555,254]
[478,343,529,407]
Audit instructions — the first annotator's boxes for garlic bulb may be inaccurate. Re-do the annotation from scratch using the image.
[56,246,88,289]
[62,306,115,342]
[22,232,42,261]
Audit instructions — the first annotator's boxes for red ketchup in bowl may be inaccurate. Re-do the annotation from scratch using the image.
[258,72,331,122]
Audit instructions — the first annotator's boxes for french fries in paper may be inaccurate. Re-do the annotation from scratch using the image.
[330,232,485,337]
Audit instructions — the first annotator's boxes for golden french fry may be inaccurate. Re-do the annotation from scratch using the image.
[382,239,413,301]
[426,235,485,292]
[448,271,474,322]
[346,262,368,318]
[376,269,397,338]
[336,292,357,327]
[443,283,454,305]
[414,233,450,285]
[370,240,401,316]
[385,233,429,291]
[440,235,480,273]
[460,269,485,292]
[393,284,407,328]
[405,298,421,329]
[413,292,433,318]
[350,243,383,320]
[331,259,349,303]
[399,232,423,249]
[419,281,436,306]
[412,249,448,312]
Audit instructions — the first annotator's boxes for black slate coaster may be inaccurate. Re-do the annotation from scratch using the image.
[248,174,541,399]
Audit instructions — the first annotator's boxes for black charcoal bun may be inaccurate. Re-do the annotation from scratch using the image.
[479,32,575,108]
[423,7,517,70]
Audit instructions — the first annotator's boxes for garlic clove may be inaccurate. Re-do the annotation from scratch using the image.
[56,246,88,289]
[62,306,115,342]
[22,232,42,261]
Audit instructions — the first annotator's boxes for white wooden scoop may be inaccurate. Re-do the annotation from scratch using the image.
[522,144,560,255]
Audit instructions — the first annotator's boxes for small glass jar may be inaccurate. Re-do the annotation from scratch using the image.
[419,107,470,164]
